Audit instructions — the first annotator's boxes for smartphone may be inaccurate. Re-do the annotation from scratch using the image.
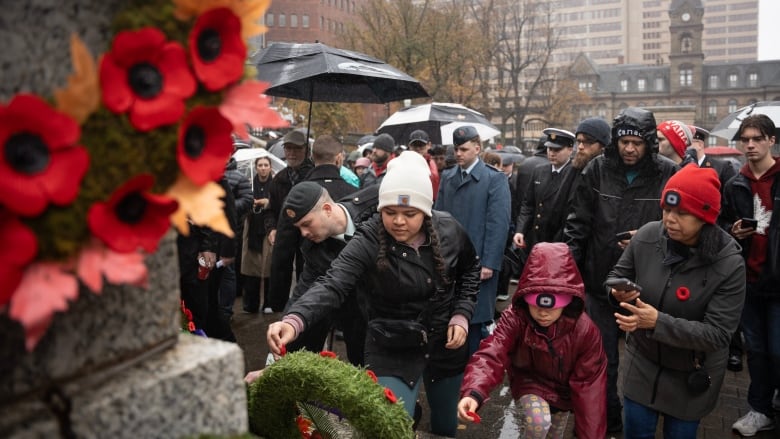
[615,231,632,241]
[605,277,643,293]
[741,218,758,229]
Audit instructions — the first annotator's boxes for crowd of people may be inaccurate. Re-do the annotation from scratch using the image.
[180,109,779,438]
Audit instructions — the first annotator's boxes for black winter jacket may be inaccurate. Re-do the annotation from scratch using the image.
[224,159,253,222]
[565,109,677,296]
[287,211,480,386]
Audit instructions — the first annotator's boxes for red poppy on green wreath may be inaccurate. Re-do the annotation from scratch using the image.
[384,387,398,404]
[87,174,178,253]
[296,415,312,438]
[189,7,246,91]
[177,106,234,185]
[0,211,38,306]
[320,350,337,359]
[100,27,196,132]
[0,94,89,217]
[366,370,378,383]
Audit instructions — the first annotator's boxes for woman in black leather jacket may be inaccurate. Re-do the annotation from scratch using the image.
[267,151,480,437]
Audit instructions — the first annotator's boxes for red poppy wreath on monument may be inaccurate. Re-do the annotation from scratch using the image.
[0,0,288,351]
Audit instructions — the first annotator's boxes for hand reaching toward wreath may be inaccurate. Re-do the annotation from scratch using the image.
[457,396,480,423]
[267,321,296,357]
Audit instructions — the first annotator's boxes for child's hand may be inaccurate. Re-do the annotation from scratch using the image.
[457,396,480,423]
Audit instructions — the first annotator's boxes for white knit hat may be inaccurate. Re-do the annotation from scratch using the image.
[378,151,433,216]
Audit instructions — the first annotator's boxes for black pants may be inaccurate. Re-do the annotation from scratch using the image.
[267,223,304,311]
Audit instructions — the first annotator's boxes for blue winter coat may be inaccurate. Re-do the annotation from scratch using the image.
[435,159,511,323]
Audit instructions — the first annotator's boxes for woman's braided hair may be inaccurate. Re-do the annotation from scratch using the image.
[376,215,451,286]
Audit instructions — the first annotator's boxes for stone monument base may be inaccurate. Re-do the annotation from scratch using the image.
[1,335,247,438]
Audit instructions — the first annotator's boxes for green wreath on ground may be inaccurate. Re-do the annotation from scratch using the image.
[247,351,413,439]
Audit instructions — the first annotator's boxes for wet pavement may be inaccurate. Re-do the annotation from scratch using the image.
[230,289,778,438]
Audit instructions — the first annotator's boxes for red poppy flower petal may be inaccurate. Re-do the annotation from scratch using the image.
[383,387,397,403]
[0,214,37,306]
[280,344,287,356]
[366,370,378,383]
[8,95,80,150]
[177,107,234,185]
[100,56,135,114]
[320,350,337,358]
[0,265,24,307]
[196,52,245,91]
[157,44,197,98]
[0,167,50,216]
[466,411,481,423]
[129,95,186,132]
[112,28,167,67]
[0,213,38,267]
[37,147,90,206]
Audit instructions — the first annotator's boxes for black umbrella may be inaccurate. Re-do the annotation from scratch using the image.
[253,42,429,140]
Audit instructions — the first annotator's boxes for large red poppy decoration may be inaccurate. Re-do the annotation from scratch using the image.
[87,174,178,253]
[100,27,196,132]
[177,106,234,185]
[0,211,38,306]
[189,7,246,91]
[0,94,89,217]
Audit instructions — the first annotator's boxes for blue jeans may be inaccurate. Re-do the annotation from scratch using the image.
[378,372,463,437]
[218,264,236,318]
[624,397,699,439]
[741,285,780,416]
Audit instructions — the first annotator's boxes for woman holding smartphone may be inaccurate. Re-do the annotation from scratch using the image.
[605,164,745,438]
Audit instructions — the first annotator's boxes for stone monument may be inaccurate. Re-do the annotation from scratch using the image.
[0,1,250,437]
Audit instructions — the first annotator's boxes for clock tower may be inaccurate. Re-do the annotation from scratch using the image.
[668,0,704,96]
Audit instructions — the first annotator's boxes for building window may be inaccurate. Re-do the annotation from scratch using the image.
[597,104,607,118]
[620,79,628,92]
[748,72,758,87]
[728,73,738,87]
[320,16,324,29]
[655,77,664,91]
[708,75,718,89]
[708,100,717,120]
[302,15,309,28]
[728,99,738,113]
[266,13,274,26]
[637,78,646,91]
[290,14,297,27]
[278,13,286,27]
[679,68,692,87]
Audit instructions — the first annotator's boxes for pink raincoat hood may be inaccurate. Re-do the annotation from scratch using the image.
[513,242,585,306]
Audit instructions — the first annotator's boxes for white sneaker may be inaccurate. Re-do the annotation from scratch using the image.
[732,410,775,437]
[263,307,273,314]
[496,293,510,301]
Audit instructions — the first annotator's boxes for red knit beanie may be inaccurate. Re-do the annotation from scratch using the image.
[661,164,721,224]
[657,120,692,158]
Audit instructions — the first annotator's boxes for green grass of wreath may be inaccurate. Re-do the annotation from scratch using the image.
[247,351,413,439]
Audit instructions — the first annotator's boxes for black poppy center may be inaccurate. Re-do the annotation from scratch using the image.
[184,125,207,158]
[197,28,222,62]
[115,192,148,224]
[128,62,163,99]
[4,132,51,174]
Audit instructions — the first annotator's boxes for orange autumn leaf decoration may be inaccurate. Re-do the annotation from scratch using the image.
[54,34,100,124]
[219,80,289,138]
[166,174,233,238]
[172,0,271,41]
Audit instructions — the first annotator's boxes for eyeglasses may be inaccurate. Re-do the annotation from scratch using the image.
[738,135,766,145]
[576,137,596,146]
